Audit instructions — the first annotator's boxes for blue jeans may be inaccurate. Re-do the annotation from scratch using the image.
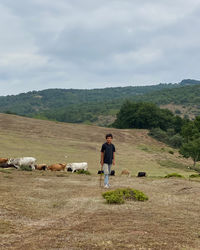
[103,164,111,186]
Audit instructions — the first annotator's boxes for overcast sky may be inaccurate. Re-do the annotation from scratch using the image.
[0,0,200,95]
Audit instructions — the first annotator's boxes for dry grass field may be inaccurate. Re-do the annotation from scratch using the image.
[1,113,200,249]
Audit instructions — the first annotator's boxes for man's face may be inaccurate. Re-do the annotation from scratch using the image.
[106,136,112,144]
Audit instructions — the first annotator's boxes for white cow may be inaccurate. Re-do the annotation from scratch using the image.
[8,157,36,170]
[67,162,88,173]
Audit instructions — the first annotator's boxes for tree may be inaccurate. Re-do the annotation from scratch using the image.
[112,101,181,130]
[181,117,200,142]
[179,137,200,167]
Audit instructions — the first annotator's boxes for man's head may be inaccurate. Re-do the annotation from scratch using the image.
[106,133,113,144]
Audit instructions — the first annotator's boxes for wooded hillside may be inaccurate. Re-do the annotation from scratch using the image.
[0,79,199,125]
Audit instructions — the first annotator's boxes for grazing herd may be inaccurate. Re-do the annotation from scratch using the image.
[0,157,147,177]
[0,157,88,172]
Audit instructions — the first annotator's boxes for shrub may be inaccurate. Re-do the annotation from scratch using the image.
[75,169,91,175]
[20,165,32,171]
[168,150,174,154]
[102,191,125,204]
[149,128,168,141]
[189,174,200,178]
[102,188,148,204]
[149,128,183,148]
[168,134,183,148]
[164,173,184,178]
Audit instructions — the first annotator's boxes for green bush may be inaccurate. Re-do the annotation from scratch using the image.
[189,174,200,178]
[75,169,91,175]
[168,134,183,148]
[168,150,174,154]
[102,191,125,204]
[102,188,148,204]
[164,173,184,178]
[20,165,32,171]
[149,128,168,141]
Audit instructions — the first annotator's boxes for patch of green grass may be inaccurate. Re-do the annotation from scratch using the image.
[189,174,200,178]
[138,145,151,152]
[165,173,184,178]
[102,188,148,204]
[20,165,32,171]
[158,160,188,171]
[75,169,91,175]
[137,144,167,154]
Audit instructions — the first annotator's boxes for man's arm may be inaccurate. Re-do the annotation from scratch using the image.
[112,152,115,165]
[101,152,104,167]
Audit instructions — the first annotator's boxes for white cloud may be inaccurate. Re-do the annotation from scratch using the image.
[0,0,200,95]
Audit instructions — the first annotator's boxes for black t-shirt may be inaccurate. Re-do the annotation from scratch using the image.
[101,143,115,164]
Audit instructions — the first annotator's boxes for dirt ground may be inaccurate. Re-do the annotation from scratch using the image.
[1,113,200,249]
[1,170,200,250]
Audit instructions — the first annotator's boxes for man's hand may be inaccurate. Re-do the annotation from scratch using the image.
[101,161,104,167]
[112,159,115,166]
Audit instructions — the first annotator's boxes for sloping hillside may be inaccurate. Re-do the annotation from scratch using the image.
[0,113,197,176]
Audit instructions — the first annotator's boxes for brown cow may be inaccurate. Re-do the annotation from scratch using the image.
[47,163,66,171]
[35,164,47,170]
[121,169,130,176]
[0,158,8,164]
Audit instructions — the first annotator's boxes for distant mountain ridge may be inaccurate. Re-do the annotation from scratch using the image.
[179,79,200,86]
[0,79,200,125]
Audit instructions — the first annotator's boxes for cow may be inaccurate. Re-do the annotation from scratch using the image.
[110,170,115,176]
[0,163,17,169]
[137,172,146,177]
[97,170,104,174]
[0,158,8,164]
[121,169,130,176]
[67,162,88,173]
[7,157,36,170]
[47,163,66,171]
[35,164,47,171]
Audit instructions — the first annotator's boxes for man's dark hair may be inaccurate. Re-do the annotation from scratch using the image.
[106,133,113,139]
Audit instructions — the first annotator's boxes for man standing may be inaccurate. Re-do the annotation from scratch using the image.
[101,133,115,188]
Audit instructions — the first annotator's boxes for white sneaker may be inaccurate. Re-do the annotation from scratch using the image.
[104,184,109,188]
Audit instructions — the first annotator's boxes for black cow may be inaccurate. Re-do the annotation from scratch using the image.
[137,172,146,177]
[97,170,115,175]
[0,163,17,169]
[110,170,115,176]
[97,170,104,174]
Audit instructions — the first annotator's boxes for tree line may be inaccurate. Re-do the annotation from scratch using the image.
[1,80,200,125]
[112,101,200,168]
